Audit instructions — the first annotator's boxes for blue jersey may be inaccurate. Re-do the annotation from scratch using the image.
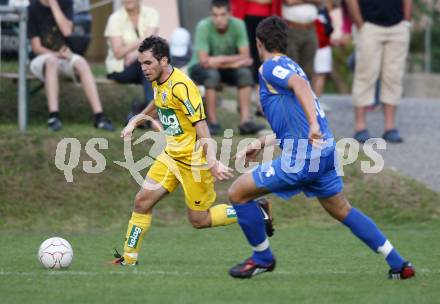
[259,55,334,160]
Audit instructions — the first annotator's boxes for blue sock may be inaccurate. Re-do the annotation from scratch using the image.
[233,201,274,265]
[386,249,406,271]
[343,208,405,270]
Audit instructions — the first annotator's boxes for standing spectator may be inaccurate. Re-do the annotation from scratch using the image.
[282,0,321,80]
[346,0,412,143]
[312,0,333,98]
[104,0,159,107]
[28,0,114,131]
[188,0,265,135]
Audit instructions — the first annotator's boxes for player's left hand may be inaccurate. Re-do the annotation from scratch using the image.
[308,123,324,148]
[210,160,234,181]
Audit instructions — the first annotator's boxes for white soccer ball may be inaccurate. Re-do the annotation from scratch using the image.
[38,237,73,269]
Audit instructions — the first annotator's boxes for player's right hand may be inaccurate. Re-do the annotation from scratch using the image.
[210,160,234,181]
[308,122,324,148]
[121,123,136,141]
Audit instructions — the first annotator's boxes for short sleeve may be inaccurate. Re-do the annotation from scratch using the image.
[27,4,38,39]
[235,19,249,48]
[194,20,210,53]
[104,13,122,37]
[172,82,206,124]
[262,60,294,90]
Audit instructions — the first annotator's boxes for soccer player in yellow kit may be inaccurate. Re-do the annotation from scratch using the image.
[113,36,272,266]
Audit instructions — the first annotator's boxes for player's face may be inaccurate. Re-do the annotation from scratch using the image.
[122,0,138,11]
[211,6,230,31]
[139,50,165,82]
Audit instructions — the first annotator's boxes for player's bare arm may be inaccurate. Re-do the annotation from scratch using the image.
[234,133,277,162]
[287,74,323,146]
[120,102,158,140]
[195,120,234,181]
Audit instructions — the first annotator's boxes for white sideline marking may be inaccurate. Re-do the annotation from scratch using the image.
[0,268,437,277]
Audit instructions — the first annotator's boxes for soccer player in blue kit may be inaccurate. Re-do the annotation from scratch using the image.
[227,16,415,280]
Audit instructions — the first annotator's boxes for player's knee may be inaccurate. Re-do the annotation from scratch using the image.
[228,184,246,204]
[133,191,154,213]
[320,193,352,222]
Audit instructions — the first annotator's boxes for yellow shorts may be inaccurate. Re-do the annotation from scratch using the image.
[146,153,216,211]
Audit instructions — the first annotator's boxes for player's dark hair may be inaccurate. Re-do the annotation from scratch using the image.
[256,16,288,53]
[138,36,170,63]
[211,0,230,10]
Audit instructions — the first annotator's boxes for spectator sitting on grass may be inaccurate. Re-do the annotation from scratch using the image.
[28,0,114,131]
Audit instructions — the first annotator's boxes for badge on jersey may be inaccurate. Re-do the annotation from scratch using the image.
[272,65,290,79]
[162,91,168,103]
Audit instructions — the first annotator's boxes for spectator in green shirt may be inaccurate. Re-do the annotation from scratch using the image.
[189,0,265,135]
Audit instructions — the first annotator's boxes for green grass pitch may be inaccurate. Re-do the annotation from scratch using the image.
[1,223,439,304]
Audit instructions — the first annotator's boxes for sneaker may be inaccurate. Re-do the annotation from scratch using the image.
[256,197,275,237]
[111,249,138,266]
[239,121,265,135]
[389,261,415,280]
[48,117,62,131]
[95,116,115,132]
[382,129,403,143]
[353,129,372,143]
[208,123,222,136]
[229,257,276,279]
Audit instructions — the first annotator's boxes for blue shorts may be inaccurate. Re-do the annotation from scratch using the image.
[252,153,343,200]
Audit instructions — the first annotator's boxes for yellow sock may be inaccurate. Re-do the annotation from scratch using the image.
[209,204,237,227]
[123,212,152,264]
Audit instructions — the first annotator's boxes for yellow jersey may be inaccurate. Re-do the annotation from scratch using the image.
[152,67,207,166]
